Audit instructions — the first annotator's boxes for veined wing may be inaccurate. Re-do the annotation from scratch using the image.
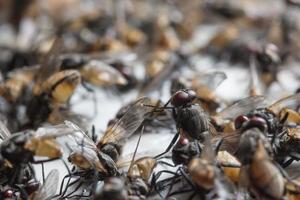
[34,123,74,139]
[191,71,227,91]
[65,121,107,172]
[214,95,267,123]
[32,169,59,200]
[98,97,152,146]
[269,93,300,114]
[64,120,98,151]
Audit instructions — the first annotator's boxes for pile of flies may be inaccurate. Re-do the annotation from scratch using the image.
[0,119,75,199]
[0,1,299,200]
[55,97,153,199]
[94,126,177,200]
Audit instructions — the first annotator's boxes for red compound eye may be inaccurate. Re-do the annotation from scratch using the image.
[3,189,14,198]
[171,91,189,107]
[234,115,249,129]
[245,116,267,133]
[171,89,196,107]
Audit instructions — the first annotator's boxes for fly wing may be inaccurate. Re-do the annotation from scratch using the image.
[192,71,227,91]
[65,121,107,172]
[33,169,59,200]
[214,95,267,123]
[99,97,152,146]
[139,54,177,96]
[64,120,98,151]
[35,37,62,85]
[212,132,241,155]
[269,93,300,114]
[0,120,11,140]
[34,123,74,139]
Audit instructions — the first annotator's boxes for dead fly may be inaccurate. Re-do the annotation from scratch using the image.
[234,127,300,200]
[0,121,72,199]
[170,71,227,114]
[228,93,300,141]
[139,52,179,96]
[211,94,300,166]
[67,97,152,174]
[0,38,83,130]
[95,156,158,200]
[0,121,73,181]
[0,66,38,102]
[211,95,268,133]
[95,127,171,200]
[145,50,173,82]
[59,97,153,198]
[156,135,237,200]
[29,169,59,200]
[60,54,128,87]
[145,89,214,161]
[160,134,241,186]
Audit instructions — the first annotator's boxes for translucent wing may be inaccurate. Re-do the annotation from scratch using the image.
[191,71,227,91]
[64,121,98,151]
[212,132,241,155]
[34,38,62,95]
[139,54,177,96]
[81,60,127,86]
[214,95,267,122]
[0,120,11,140]
[34,123,74,139]
[99,97,152,146]
[269,93,300,114]
[65,121,107,172]
[33,169,59,200]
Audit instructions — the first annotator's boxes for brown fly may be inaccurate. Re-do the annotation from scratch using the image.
[67,97,153,176]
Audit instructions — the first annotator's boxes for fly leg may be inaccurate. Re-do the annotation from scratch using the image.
[151,170,181,196]
[64,180,84,198]
[154,132,180,159]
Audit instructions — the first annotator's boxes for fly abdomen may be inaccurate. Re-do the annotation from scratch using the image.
[98,151,119,177]
[99,142,121,162]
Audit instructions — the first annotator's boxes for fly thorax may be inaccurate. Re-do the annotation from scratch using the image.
[176,104,210,141]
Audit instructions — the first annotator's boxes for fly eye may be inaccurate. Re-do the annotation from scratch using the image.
[234,115,249,129]
[243,117,268,133]
[3,189,14,198]
[171,89,197,107]
[171,91,189,107]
